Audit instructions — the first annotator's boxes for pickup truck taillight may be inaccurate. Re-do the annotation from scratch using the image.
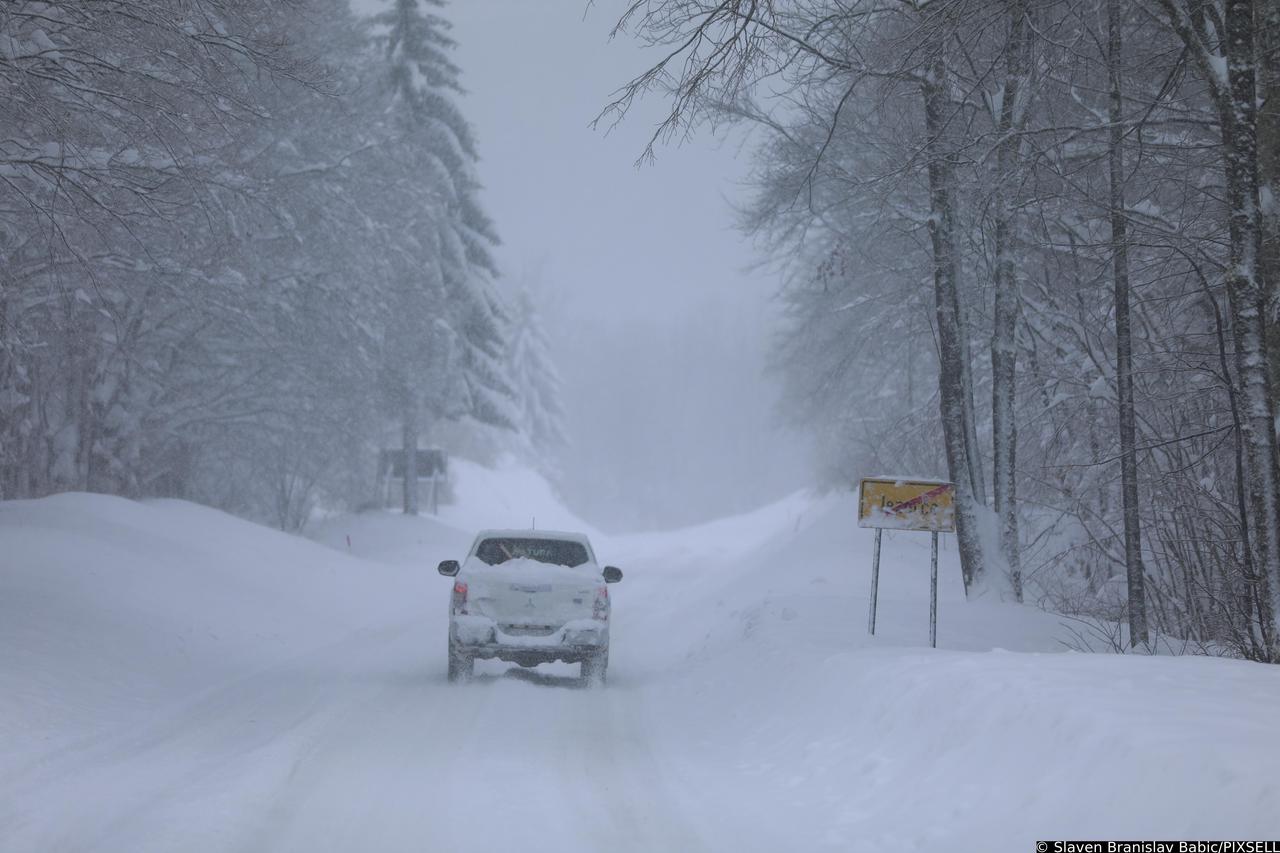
[451,581,468,615]
[592,585,609,621]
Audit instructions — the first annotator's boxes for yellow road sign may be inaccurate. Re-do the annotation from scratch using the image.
[858,478,956,532]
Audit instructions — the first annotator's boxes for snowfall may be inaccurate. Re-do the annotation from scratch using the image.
[2,459,1278,852]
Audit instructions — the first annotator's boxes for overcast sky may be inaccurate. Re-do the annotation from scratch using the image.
[358,0,809,530]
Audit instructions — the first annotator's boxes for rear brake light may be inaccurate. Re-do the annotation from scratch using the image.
[592,585,609,621]
[452,581,468,615]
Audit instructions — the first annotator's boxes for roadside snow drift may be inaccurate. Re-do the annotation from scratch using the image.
[1,461,1277,851]
[0,494,427,770]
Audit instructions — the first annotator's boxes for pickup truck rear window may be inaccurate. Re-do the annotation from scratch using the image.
[475,538,590,567]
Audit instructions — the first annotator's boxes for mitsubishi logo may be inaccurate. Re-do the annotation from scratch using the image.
[525,596,536,608]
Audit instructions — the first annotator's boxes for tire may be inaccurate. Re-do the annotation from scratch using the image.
[447,645,474,682]
[581,649,608,686]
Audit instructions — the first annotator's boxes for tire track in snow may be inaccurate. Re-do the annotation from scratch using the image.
[0,622,422,853]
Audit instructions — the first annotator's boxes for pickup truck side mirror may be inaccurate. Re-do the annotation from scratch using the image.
[437,560,460,577]
[602,566,623,584]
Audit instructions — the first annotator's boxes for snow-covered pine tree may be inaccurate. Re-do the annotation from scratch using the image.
[504,284,568,475]
[366,0,514,514]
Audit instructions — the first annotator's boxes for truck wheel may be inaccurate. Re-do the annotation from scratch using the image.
[447,646,474,682]
[581,650,608,686]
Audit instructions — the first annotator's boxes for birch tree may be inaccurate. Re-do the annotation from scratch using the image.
[1150,0,1280,656]
[989,0,1033,601]
[1106,0,1148,646]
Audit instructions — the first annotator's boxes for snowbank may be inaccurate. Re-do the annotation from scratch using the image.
[0,493,429,770]
[654,642,1280,849]
[306,505,470,566]
[1,467,1277,851]
[306,455,595,568]
[607,488,1280,847]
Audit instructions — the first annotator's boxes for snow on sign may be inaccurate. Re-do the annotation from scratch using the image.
[857,478,956,532]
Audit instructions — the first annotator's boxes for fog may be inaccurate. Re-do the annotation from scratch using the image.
[444,1,809,531]
[5,3,1280,848]
[5,0,1276,644]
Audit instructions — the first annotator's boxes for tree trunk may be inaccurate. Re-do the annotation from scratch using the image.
[1107,0,1148,648]
[1200,272,1268,658]
[922,57,988,595]
[1221,0,1280,659]
[402,393,420,516]
[1260,0,1280,397]
[956,283,987,509]
[990,0,1029,602]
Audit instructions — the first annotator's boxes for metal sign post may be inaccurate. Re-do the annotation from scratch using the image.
[868,528,883,634]
[930,531,938,648]
[857,477,956,648]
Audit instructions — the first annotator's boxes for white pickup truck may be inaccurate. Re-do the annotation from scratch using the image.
[437,529,623,685]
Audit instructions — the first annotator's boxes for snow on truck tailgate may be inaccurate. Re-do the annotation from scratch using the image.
[463,558,601,628]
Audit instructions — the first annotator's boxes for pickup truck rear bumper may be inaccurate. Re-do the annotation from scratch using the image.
[457,642,605,667]
[450,616,607,666]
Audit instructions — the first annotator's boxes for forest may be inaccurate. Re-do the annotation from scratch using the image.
[608,0,1280,660]
[1,1,563,528]
[5,4,1280,847]
[5,0,1280,663]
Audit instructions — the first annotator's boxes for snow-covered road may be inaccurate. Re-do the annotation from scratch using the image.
[0,517,755,853]
[1,620,716,853]
[0,481,772,853]
[3,466,1279,851]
